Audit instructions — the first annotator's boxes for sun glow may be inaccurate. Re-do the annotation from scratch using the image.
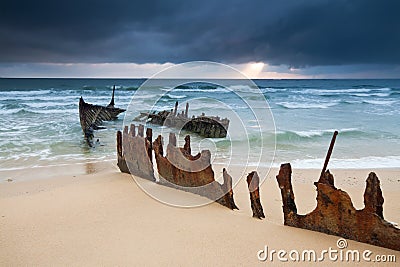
[242,62,265,78]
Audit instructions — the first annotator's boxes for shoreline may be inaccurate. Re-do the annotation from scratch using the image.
[3,160,400,180]
[1,161,399,265]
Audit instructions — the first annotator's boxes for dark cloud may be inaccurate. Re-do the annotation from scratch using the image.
[1,0,399,67]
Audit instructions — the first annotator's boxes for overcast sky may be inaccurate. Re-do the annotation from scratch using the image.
[1,0,399,78]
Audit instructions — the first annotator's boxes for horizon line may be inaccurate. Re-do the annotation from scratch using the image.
[1,77,399,80]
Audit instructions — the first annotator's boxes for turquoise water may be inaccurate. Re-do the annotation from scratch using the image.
[0,78,399,171]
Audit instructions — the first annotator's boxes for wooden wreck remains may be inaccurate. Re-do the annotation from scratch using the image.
[79,85,125,139]
[134,101,229,138]
[116,124,238,209]
[276,131,400,251]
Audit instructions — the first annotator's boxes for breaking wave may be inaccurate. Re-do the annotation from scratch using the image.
[285,156,400,169]
[277,102,339,109]
[165,93,187,99]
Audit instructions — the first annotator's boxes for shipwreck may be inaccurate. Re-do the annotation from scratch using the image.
[247,171,265,219]
[134,101,229,138]
[79,85,125,140]
[116,125,400,250]
[276,131,400,251]
[117,123,238,209]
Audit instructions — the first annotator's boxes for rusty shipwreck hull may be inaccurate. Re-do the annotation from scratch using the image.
[152,132,236,207]
[274,131,400,251]
[276,163,400,251]
[116,126,400,250]
[79,85,125,139]
[134,101,229,138]
[116,124,155,181]
[117,123,237,209]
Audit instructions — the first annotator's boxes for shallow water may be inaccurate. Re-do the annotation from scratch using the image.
[0,78,399,171]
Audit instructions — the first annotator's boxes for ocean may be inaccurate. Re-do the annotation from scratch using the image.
[0,78,399,174]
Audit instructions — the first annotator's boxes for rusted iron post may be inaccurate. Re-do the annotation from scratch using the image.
[185,102,189,118]
[364,172,384,219]
[108,85,116,108]
[116,130,129,173]
[222,168,239,210]
[183,135,191,155]
[246,171,265,219]
[174,101,178,116]
[169,132,177,147]
[146,128,153,163]
[276,163,297,223]
[153,135,164,156]
[319,131,338,181]
[130,124,136,137]
[138,124,144,137]
[117,130,123,158]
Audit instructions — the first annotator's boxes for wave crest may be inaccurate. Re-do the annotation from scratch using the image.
[277,102,338,109]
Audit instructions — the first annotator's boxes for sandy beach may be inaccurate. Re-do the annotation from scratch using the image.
[1,162,399,266]
[1,0,400,265]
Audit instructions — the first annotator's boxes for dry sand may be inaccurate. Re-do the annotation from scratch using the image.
[1,161,399,266]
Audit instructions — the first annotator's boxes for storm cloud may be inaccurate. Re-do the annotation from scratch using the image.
[1,0,399,67]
